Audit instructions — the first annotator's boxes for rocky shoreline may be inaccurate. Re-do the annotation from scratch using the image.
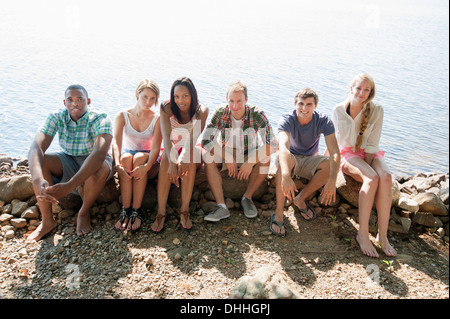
[0,154,448,299]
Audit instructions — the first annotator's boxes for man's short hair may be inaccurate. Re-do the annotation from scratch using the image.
[227,80,247,98]
[295,88,318,105]
[65,84,89,99]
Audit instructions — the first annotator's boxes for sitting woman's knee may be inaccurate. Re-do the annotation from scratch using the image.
[120,152,133,165]
[133,152,148,165]
[364,172,379,187]
[378,170,392,185]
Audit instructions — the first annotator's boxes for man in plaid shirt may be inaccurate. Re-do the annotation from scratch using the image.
[202,81,278,222]
[26,85,113,241]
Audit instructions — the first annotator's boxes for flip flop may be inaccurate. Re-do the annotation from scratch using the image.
[270,214,286,237]
[293,201,317,221]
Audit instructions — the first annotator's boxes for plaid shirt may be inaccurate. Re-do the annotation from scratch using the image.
[202,103,278,154]
[39,107,112,156]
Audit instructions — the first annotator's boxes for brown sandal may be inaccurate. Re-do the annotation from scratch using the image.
[178,211,192,232]
[151,214,166,233]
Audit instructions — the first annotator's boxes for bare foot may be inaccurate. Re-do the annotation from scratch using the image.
[376,235,398,257]
[76,213,91,236]
[356,233,379,258]
[25,221,57,243]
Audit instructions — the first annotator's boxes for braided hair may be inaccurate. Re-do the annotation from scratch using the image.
[350,73,376,152]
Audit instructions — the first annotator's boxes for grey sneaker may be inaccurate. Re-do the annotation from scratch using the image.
[241,197,258,218]
[204,205,230,222]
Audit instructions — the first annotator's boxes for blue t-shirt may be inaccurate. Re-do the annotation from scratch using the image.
[278,110,335,156]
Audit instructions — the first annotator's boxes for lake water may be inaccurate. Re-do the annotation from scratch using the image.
[1,0,448,177]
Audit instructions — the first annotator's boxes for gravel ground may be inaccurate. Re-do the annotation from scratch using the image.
[1,158,448,300]
[0,203,448,299]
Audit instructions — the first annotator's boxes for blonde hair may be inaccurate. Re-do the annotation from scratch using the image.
[350,73,376,152]
[135,79,160,105]
[227,80,248,98]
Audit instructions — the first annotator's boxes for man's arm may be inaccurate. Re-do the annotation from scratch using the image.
[321,133,341,205]
[28,132,59,203]
[237,143,272,180]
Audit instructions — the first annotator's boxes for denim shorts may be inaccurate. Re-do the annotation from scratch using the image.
[122,149,161,163]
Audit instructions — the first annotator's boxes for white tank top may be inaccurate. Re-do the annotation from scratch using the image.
[122,111,159,151]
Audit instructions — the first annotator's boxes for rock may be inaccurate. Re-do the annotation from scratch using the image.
[21,206,40,219]
[167,247,191,259]
[439,186,449,205]
[0,213,14,224]
[10,218,27,228]
[94,178,121,204]
[5,229,15,239]
[0,174,35,203]
[105,201,121,214]
[220,171,268,201]
[144,256,153,265]
[2,204,12,214]
[225,198,235,209]
[397,196,419,213]
[11,200,28,217]
[412,212,438,227]
[413,192,448,216]
[436,227,445,238]
[388,217,411,233]
[58,209,76,220]
[230,266,299,299]
[0,155,13,166]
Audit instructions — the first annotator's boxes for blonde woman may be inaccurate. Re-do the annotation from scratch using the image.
[332,73,397,258]
[112,79,162,233]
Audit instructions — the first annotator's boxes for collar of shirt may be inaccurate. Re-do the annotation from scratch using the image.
[63,107,90,125]
[223,104,250,128]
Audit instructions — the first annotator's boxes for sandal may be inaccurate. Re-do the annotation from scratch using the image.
[114,207,131,231]
[178,210,192,233]
[293,201,317,221]
[128,208,143,233]
[270,214,286,237]
[151,214,166,233]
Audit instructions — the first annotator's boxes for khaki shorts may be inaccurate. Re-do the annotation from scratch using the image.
[292,154,328,180]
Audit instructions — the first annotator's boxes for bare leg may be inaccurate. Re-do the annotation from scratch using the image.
[152,153,170,232]
[293,159,330,219]
[77,161,110,236]
[26,155,62,242]
[243,160,270,199]
[205,162,225,205]
[372,158,397,257]
[179,162,197,229]
[115,153,133,230]
[342,157,380,258]
[273,154,296,235]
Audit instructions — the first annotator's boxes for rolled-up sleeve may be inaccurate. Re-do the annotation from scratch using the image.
[365,104,384,153]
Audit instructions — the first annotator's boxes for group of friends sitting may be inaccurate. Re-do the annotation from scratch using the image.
[25,73,397,258]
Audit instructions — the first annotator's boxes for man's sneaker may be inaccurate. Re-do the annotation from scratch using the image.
[204,205,230,222]
[241,197,258,218]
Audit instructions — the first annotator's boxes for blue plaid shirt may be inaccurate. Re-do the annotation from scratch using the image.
[39,107,112,156]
